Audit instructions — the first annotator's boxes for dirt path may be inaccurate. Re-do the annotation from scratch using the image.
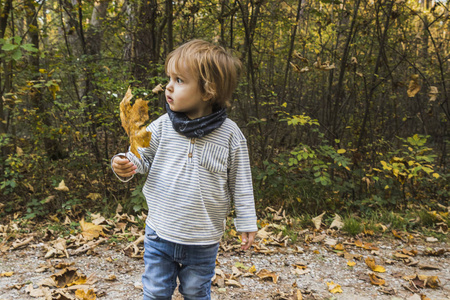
[1,234,449,300]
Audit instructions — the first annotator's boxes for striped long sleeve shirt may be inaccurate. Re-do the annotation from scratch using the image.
[113,113,258,245]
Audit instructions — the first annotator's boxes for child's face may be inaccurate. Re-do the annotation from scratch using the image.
[165,63,211,119]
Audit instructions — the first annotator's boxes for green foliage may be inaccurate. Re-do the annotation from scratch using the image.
[128,181,148,214]
[255,115,446,215]
[0,36,38,62]
[341,216,363,236]
[0,135,23,195]
[24,198,47,219]
[378,211,409,231]
[417,210,435,227]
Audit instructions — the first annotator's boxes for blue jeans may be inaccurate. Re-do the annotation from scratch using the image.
[142,225,219,300]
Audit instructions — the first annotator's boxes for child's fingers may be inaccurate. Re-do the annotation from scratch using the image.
[113,159,136,176]
[115,156,131,165]
[240,232,255,250]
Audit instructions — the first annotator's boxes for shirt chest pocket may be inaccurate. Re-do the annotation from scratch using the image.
[200,142,229,173]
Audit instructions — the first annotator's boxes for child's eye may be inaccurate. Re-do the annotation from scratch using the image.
[176,78,183,84]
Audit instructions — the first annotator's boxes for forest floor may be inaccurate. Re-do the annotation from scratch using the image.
[0,212,449,300]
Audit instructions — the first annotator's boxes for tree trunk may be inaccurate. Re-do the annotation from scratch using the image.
[357,0,394,150]
[132,0,159,85]
[86,0,109,56]
[330,0,361,138]
[0,0,12,136]
[166,0,173,53]
[281,0,303,104]
[25,0,65,159]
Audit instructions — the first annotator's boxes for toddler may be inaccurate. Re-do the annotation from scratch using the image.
[112,39,257,300]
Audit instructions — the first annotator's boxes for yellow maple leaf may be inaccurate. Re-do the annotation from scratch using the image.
[120,87,152,159]
[326,281,343,293]
[347,261,356,267]
[0,272,14,277]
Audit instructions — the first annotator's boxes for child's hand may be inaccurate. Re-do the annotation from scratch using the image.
[240,231,256,250]
[112,155,137,177]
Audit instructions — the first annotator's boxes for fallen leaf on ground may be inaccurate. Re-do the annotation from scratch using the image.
[55,262,75,269]
[392,229,405,241]
[256,269,278,283]
[80,218,104,241]
[256,226,271,239]
[355,239,379,251]
[355,239,363,247]
[403,274,441,289]
[234,261,249,270]
[25,284,52,298]
[51,267,87,288]
[45,237,69,258]
[418,264,440,270]
[343,252,362,261]
[231,266,243,279]
[312,212,326,230]
[120,87,152,159]
[423,248,446,256]
[75,288,96,300]
[0,272,13,277]
[248,265,257,274]
[311,234,326,243]
[394,252,412,260]
[106,274,117,281]
[326,281,343,293]
[369,273,386,286]
[365,257,386,273]
[325,237,337,247]
[364,228,374,236]
[420,294,432,300]
[225,279,242,287]
[329,214,344,230]
[333,243,344,251]
[12,236,34,249]
[347,261,356,267]
[401,248,418,256]
[292,268,310,275]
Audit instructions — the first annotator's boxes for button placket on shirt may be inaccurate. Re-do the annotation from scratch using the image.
[187,138,196,163]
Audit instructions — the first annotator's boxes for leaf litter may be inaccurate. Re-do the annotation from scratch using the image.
[0,207,449,299]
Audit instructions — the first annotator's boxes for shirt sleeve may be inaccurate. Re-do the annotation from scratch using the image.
[111,123,160,181]
[228,139,258,233]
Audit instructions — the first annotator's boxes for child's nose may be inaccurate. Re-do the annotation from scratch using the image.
[166,81,173,91]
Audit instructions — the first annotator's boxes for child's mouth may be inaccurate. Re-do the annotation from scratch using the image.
[167,96,174,103]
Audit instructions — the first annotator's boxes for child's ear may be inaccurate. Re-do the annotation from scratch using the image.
[202,93,213,102]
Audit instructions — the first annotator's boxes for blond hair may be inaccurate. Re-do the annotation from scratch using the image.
[165,39,242,108]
